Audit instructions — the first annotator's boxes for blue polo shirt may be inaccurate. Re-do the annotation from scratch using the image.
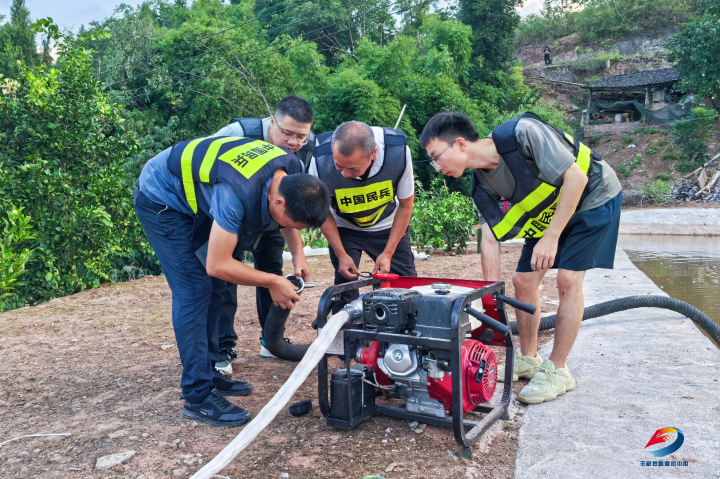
[137,146,274,237]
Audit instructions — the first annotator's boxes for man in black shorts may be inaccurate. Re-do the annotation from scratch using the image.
[420,112,622,404]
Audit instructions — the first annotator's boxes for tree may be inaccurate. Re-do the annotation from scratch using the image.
[667,0,720,103]
[0,0,40,78]
[0,19,145,306]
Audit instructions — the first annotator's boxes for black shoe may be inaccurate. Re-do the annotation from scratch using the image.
[182,389,251,427]
[212,369,254,397]
[214,348,238,374]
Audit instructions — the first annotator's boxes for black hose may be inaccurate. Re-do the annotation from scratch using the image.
[508,295,720,346]
[263,304,310,361]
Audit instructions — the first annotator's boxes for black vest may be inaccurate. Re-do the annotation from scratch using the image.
[167,135,302,251]
[314,127,407,228]
[471,113,600,241]
[230,118,315,172]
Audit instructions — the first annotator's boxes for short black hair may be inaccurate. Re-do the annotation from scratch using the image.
[279,173,330,228]
[275,96,314,125]
[331,121,376,157]
[420,112,480,148]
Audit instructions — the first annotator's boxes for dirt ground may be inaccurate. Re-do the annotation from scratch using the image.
[0,244,561,479]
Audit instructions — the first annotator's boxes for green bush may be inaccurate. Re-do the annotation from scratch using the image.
[656,138,667,147]
[658,173,672,181]
[0,207,34,311]
[616,154,643,179]
[671,107,717,166]
[646,145,658,155]
[678,163,697,173]
[635,128,662,135]
[0,20,150,308]
[410,180,478,253]
[661,150,679,160]
[622,135,634,144]
[637,180,672,205]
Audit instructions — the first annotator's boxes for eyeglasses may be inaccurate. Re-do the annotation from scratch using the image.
[430,139,458,169]
[274,121,309,146]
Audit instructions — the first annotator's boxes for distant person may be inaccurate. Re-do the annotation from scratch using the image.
[544,46,551,65]
[421,111,622,405]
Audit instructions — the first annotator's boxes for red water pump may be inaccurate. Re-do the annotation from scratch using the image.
[317,275,531,460]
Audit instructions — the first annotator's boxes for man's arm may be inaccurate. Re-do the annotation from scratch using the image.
[281,227,311,281]
[479,222,500,281]
[320,213,360,279]
[530,163,588,271]
[373,195,414,274]
[206,222,300,309]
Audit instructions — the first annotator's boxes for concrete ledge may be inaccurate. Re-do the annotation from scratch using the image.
[619,224,720,235]
[515,248,720,478]
[621,208,720,225]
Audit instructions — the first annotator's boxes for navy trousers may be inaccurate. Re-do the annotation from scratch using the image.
[217,230,286,354]
[134,188,225,403]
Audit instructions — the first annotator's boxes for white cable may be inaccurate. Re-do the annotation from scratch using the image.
[361,373,394,390]
[190,311,350,479]
[0,433,71,448]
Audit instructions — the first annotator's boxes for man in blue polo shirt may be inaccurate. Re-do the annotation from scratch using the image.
[135,132,330,427]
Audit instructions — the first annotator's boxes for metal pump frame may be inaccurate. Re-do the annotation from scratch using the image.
[315,277,515,460]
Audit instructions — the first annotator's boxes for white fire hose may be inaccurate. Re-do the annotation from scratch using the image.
[190,310,350,478]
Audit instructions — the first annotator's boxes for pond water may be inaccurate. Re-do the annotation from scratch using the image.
[618,234,720,335]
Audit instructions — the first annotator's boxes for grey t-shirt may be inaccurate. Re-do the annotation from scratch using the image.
[475,117,621,222]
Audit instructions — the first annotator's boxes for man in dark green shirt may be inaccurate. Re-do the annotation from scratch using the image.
[421,112,622,404]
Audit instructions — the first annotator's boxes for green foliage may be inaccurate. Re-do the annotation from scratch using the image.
[0,20,148,307]
[410,180,478,253]
[666,2,720,102]
[637,180,672,205]
[0,207,34,311]
[634,128,662,135]
[671,107,717,166]
[658,172,672,181]
[622,135,633,144]
[662,150,679,160]
[616,154,642,178]
[656,137,667,147]
[678,162,697,173]
[517,0,694,44]
[646,145,658,155]
[301,228,328,249]
[0,0,43,79]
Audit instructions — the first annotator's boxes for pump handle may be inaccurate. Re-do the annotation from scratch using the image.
[496,294,536,315]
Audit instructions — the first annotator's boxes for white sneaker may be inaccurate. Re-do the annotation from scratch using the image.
[518,359,576,404]
[214,349,236,375]
[260,341,277,359]
[498,349,543,382]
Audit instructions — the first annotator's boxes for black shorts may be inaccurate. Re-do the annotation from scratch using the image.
[516,192,622,273]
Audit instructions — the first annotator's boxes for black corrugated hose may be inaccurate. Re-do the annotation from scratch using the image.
[263,304,310,361]
[508,295,720,346]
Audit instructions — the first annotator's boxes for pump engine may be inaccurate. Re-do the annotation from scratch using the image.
[356,284,497,418]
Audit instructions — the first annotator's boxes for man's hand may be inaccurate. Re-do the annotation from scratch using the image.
[530,233,559,271]
[292,253,312,282]
[373,251,393,274]
[269,276,301,310]
[338,253,359,280]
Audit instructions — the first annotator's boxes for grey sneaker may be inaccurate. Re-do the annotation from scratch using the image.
[498,349,543,382]
[518,359,576,404]
[214,349,237,375]
[259,339,277,359]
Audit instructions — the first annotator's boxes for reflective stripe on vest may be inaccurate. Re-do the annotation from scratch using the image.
[490,132,593,241]
[180,136,284,213]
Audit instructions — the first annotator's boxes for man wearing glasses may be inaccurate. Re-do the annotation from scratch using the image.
[420,112,621,405]
[309,120,417,317]
[212,96,317,366]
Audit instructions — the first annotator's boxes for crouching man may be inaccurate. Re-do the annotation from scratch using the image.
[420,112,622,404]
[135,131,330,426]
[309,120,417,313]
